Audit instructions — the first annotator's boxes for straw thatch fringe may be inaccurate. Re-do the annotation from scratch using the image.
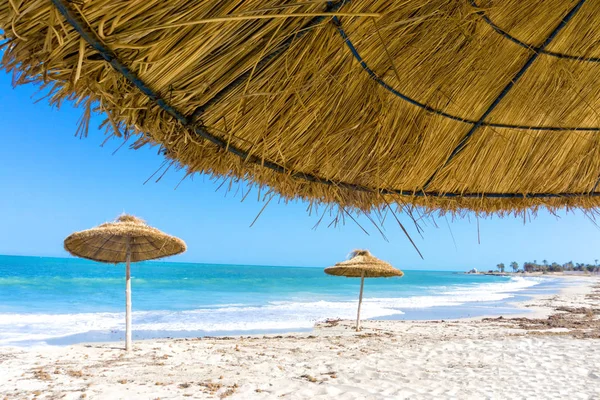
[4,0,600,219]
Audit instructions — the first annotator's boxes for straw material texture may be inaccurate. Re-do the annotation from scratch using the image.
[64,214,187,263]
[325,250,403,278]
[3,0,600,216]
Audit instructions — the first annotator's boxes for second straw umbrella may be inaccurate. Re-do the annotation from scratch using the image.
[325,250,403,331]
[64,214,186,351]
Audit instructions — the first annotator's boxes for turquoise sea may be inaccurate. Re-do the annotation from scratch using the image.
[0,255,561,346]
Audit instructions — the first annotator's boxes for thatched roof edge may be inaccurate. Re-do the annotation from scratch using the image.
[4,0,600,218]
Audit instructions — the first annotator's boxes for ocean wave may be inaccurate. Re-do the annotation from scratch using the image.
[0,276,543,346]
[442,275,543,291]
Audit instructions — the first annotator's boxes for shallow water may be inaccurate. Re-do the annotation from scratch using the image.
[0,255,559,346]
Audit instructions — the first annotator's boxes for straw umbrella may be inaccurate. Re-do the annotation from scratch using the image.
[64,214,186,351]
[8,1,600,218]
[325,250,403,331]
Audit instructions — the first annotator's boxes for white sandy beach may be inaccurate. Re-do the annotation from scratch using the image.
[1,277,599,400]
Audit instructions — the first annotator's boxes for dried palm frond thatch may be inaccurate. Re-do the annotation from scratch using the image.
[3,0,600,216]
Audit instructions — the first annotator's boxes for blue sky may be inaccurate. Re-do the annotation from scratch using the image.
[1,70,600,270]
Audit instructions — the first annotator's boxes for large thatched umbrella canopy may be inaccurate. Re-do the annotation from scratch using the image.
[325,250,403,331]
[64,214,186,351]
[3,0,600,215]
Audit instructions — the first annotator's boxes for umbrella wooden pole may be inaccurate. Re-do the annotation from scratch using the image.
[356,271,365,331]
[125,240,132,352]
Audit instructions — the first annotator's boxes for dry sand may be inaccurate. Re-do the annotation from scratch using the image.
[1,277,599,400]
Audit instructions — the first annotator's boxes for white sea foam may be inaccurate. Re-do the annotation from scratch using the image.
[0,277,545,346]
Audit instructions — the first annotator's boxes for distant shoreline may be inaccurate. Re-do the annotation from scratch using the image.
[466,271,600,277]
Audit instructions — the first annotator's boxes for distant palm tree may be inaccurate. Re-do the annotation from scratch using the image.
[497,263,505,273]
[595,259,598,266]
[564,261,574,271]
[510,262,519,272]
[542,259,548,266]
